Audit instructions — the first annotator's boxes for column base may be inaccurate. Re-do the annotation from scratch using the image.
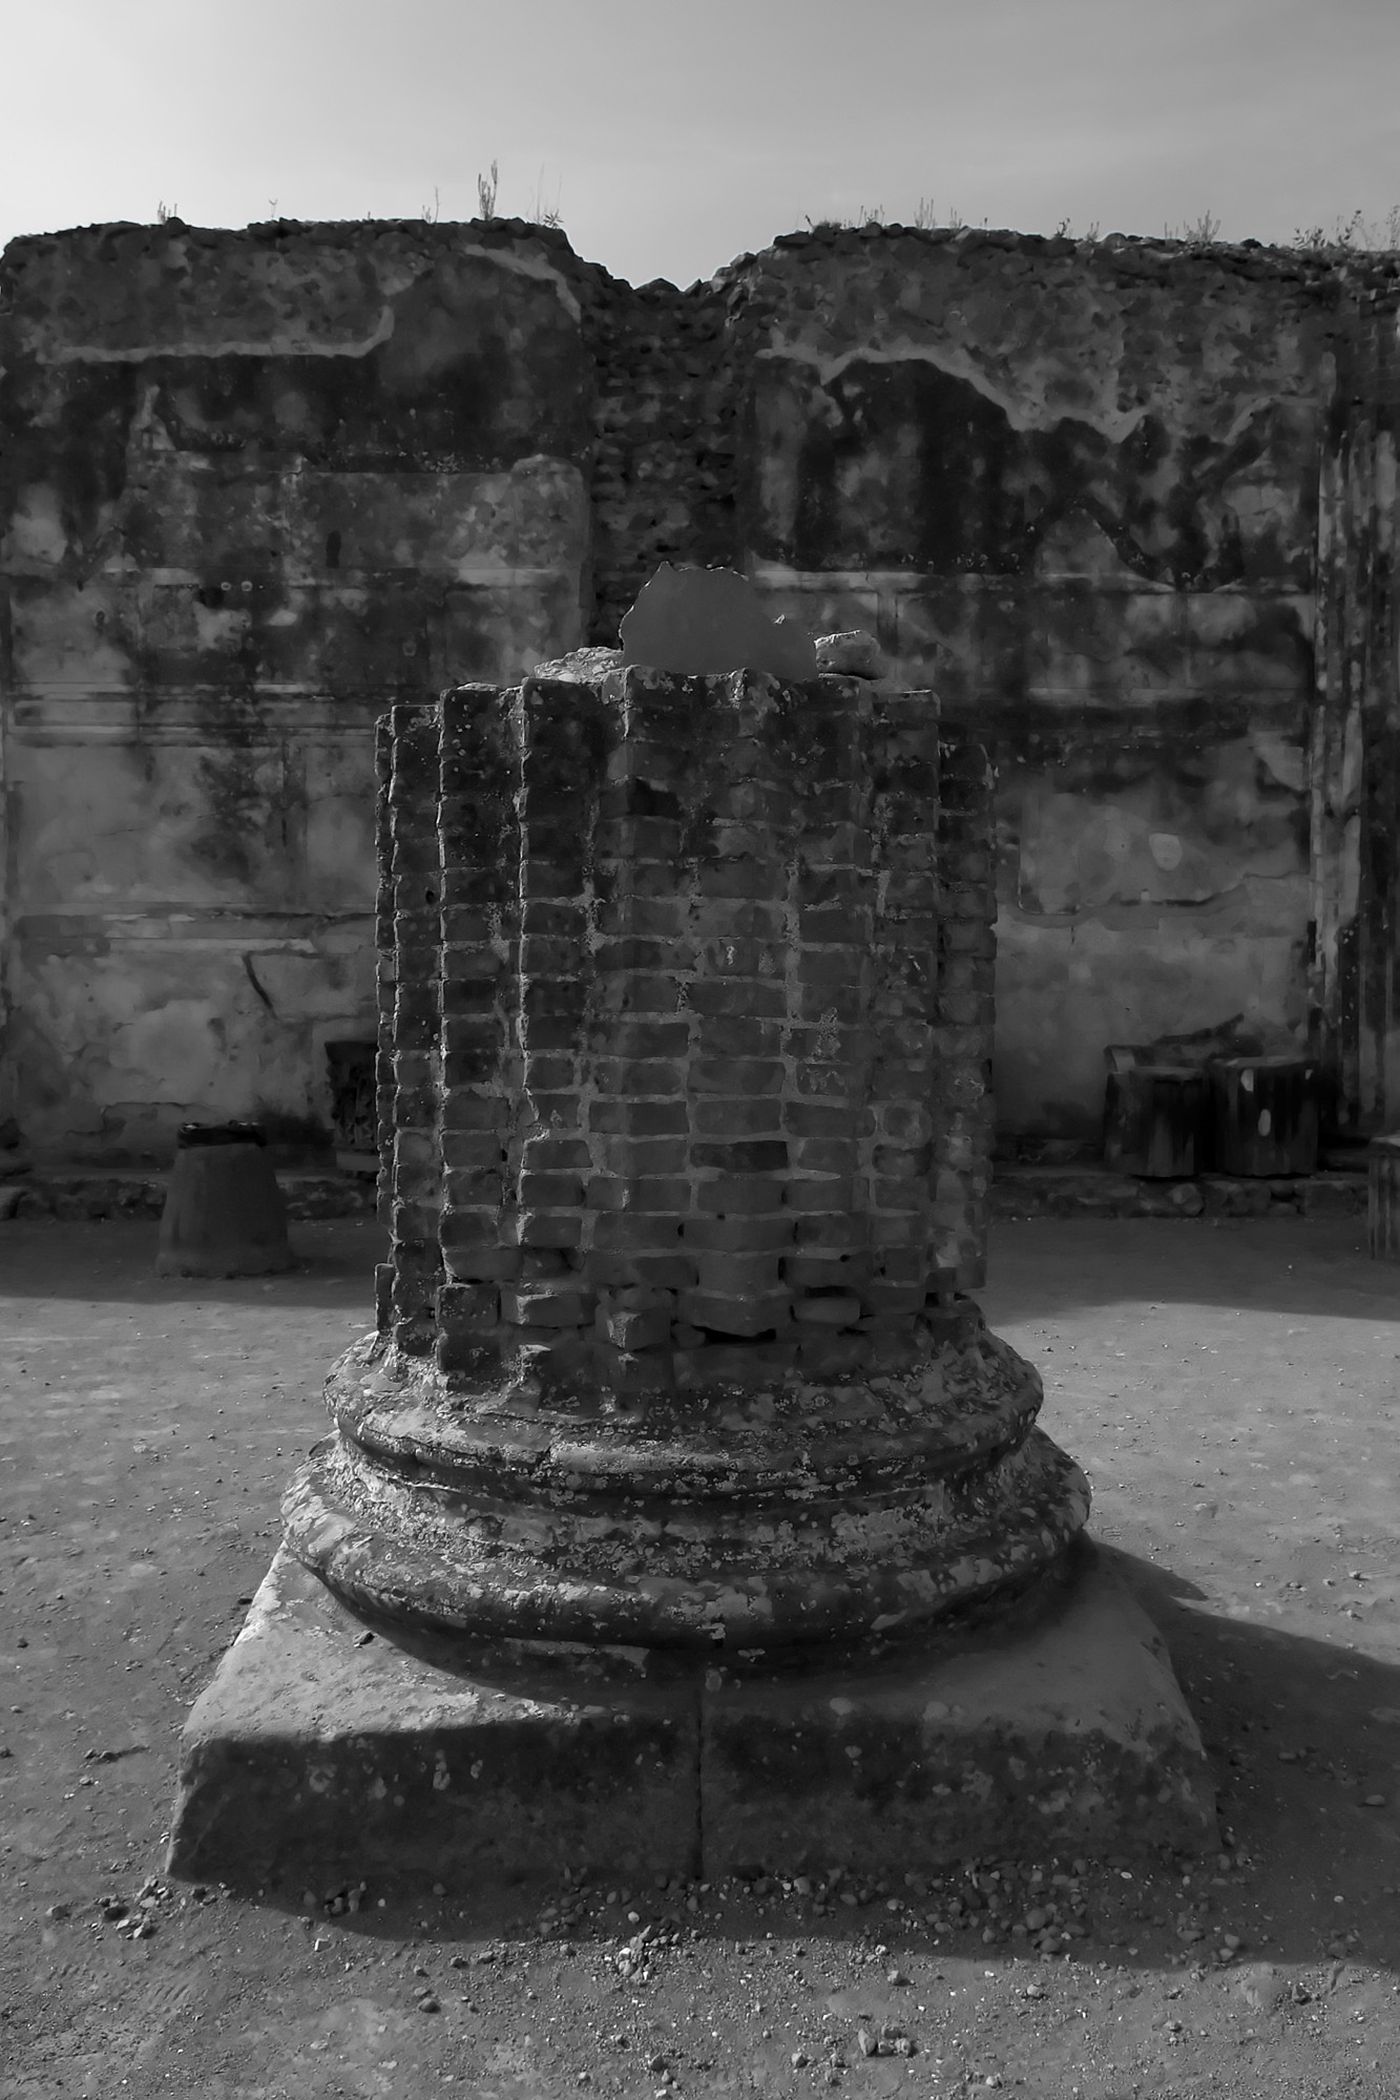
[167,1541,1215,1894]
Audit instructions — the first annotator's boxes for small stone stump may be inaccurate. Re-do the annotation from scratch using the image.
[156,1122,292,1278]
[1103,1060,1208,1177]
[1208,1055,1319,1176]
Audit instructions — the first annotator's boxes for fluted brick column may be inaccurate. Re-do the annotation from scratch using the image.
[384,703,444,1353]
[285,662,1088,1650]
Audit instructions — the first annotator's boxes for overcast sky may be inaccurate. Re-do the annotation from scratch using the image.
[4,0,1397,286]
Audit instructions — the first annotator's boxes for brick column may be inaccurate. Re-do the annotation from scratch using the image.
[435,684,522,1376]
[284,663,1088,1651]
[383,703,444,1355]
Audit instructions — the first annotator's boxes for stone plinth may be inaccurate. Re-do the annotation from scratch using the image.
[168,651,1213,1891]
[168,1542,1214,1891]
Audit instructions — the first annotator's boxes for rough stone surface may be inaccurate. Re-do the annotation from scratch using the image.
[167,1541,1213,1891]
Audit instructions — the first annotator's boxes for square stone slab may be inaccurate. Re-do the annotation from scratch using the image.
[167,1544,1214,1894]
[700,1550,1217,1876]
[167,1548,702,1891]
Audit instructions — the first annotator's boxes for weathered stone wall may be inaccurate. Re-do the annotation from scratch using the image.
[717,229,1355,1141]
[1313,293,1400,1137]
[0,220,596,1159]
[3,219,1398,1157]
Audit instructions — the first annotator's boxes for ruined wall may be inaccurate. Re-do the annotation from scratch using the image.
[1313,292,1400,1136]
[3,220,1398,1157]
[0,220,595,1159]
[711,229,1356,1141]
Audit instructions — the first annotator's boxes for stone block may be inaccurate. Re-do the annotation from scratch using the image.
[700,1547,1215,1877]
[792,1292,863,1326]
[678,1288,791,1337]
[167,1551,701,1892]
[600,1303,672,1351]
[167,1546,1213,1896]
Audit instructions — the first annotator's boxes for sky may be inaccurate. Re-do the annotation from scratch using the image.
[3,0,1398,288]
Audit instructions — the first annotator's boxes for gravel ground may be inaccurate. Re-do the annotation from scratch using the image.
[1,1212,1397,2098]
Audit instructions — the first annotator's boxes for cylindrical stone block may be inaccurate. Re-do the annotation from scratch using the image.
[157,1123,292,1278]
[1208,1056,1319,1176]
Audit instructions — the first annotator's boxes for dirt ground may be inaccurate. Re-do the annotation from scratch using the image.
[1,1212,1397,2100]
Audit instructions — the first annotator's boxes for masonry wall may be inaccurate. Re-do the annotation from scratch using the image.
[0,220,596,1159]
[3,219,1397,1159]
[716,232,1349,1142]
